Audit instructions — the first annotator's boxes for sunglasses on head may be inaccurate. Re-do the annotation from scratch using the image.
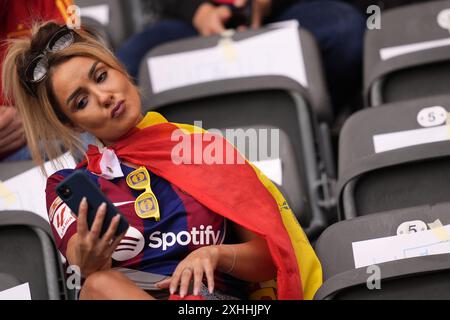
[22,25,78,97]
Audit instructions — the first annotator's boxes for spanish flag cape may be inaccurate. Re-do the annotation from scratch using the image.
[81,112,322,300]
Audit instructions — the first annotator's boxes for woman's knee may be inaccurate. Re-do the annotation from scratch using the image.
[79,269,124,300]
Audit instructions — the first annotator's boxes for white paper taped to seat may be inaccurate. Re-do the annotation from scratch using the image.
[81,5,110,26]
[373,124,450,153]
[251,158,282,186]
[0,283,31,300]
[148,26,307,94]
[0,152,76,222]
[380,37,450,61]
[352,224,450,268]
[265,19,299,29]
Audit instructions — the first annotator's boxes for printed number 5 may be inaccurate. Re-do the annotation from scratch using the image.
[408,225,418,233]
[428,112,436,122]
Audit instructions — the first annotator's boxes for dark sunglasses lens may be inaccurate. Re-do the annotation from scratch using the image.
[48,30,74,51]
[26,56,47,82]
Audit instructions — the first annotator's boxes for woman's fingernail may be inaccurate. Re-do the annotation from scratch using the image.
[81,197,87,206]
[193,289,198,296]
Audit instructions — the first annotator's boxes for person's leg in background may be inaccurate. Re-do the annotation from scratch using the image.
[1,145,31,162]
[2,133,97,163]
[116,19,198,81]
[272,0,366,111]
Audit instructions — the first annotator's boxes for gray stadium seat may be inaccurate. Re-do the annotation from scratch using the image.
[364,0,450,106]
[314,203,450,299]
[0,211,68,300]
[0,160,35,181]
[0,162,73,300]
[81,16,113,50]
[76,0,135,49]
[338,95,450,220]
[138,28,337,240]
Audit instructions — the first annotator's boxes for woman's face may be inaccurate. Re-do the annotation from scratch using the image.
[51,56,142,145]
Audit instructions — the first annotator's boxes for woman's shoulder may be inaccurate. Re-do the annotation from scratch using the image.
[45,168,76,193]
[47,168,76,184]
[46,166,104,189]
[46,167,94,187]
[45,169,76,204]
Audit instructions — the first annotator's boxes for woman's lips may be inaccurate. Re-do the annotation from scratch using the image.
[111,100,125,118]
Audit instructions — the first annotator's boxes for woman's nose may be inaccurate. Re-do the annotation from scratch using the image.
[98,92,114,108]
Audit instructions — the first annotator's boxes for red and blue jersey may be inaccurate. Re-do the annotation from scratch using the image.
[46,163,244,296]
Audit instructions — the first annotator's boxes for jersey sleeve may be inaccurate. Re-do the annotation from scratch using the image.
[45,169,78,259]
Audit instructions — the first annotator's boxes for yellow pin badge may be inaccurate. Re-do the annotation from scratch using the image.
[126,166,160,221]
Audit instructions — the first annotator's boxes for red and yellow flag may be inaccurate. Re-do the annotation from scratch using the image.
[83,112,323,299]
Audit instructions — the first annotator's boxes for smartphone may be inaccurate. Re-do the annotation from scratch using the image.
[56,170,129,237]
[213,0,252,29]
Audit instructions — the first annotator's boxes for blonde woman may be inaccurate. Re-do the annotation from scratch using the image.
[2,22,322,300]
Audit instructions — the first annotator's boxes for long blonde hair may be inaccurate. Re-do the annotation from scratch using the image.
[2,21,132,174]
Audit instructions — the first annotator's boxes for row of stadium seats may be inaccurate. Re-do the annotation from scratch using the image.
[75,0,143,50]
[138,28,337,240]
[75,0,164,50]
[315,0,450,299]
[2,0,450,299]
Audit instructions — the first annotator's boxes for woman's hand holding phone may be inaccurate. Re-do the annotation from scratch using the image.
[72,197,126,277]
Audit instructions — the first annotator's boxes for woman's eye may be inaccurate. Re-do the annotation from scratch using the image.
[97,71,107,83]
[76,96,88,110]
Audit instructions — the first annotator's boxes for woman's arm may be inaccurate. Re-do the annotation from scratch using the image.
[216,224,276,282]
[66,234,112,275]
[65,198,125,278]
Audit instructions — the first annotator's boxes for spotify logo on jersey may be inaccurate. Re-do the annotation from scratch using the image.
[112,226,145,261]
[148,225,222,251]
